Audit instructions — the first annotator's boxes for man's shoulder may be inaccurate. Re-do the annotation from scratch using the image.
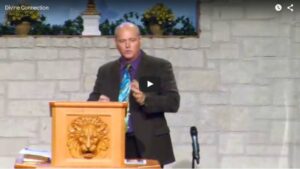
[143,54,171,66]
[99,59,119,71]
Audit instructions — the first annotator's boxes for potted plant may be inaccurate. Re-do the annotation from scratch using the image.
[142,3,175,35]
[6,3,41,35]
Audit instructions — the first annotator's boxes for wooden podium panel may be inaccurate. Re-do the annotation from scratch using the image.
[50,102,127,168]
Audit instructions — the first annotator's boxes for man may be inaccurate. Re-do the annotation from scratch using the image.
[88,22,180,166]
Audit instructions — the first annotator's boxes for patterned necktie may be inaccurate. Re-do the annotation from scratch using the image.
[118,64,132,132]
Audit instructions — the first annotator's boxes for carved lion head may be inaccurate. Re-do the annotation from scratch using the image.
[67,116,109,159]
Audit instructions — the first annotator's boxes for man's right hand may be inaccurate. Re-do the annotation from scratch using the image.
[98,95,110,102]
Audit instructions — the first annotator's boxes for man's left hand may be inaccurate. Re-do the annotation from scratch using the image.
[131,80,146,105]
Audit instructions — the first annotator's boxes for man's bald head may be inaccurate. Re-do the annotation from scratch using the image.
[114,22,141,38]
[114,22,141,62]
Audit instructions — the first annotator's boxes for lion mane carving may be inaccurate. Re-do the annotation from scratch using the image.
[67,116,109,159]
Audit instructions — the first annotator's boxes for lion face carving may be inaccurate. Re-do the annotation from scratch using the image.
[67,116,109,159]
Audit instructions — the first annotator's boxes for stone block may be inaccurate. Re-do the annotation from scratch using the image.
[270,121,300,144]
[8,81,55,99]
[0,49,7,59]
[166,113,197,127]
[39,117,52,144]
[197,106,232,131]
[245,3,276,19]
[206,43,239,59]
[290,59,300,77]
[153,49,170,61]
[221,156,289,168]
[152,38,166,49]
[0,138,28,156]
[84,75,96,92]
[0,157,16,168]
[181,38,198,49]
[9,49,34,60]
[59,48,81,59]
[246,132,270,144]
[291,145,300,167]
[51,38,67,47]
[38,61,81,79]
[231,85,272,105]
[295,27,300,42]
[0,118,38,137]
[83,58,106,75]
[67,37,81,47]
[33,48,58,60]
[199,31,212,48]
[291,44,300,58]
[258,58,290,78]
[177,92,200,113]
[141,38,153,48]
[70,92,90,101]
[200,14,211,31]
[165,38,181,48]
[177,70,219,91]
[198,92,229,105]
[213,6,244,19]
[219,133,245,154]
[169,49,204,68]
[0,84,4,94]
[8,100,50,116]
[81,38,94,48]
[107,38,116,49]
[271,80,296,105]
[212,21,230,42]
[232,21,279,36]
[35,37,52,47]
[0,62,35,80]
[6,37,34,48]
[0,97,4,116]
[220,60,257,84]
[246,145,288,156]
[0,38,7,48]
[84,48,106,58]
[59,81,80,92]
[252,106,299,120]
[92,37,108,47]
[243,38,287,57]
[54,93,70,100]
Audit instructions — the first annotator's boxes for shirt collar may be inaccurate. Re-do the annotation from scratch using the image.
[119,50,144,71]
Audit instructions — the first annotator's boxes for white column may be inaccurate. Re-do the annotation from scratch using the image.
[81,15,101,36]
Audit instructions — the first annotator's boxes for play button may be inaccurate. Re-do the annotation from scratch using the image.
[139,76,160,92]
[147,81,153,87]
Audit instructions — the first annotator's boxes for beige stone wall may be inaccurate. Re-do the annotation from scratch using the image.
[0,0,300,168]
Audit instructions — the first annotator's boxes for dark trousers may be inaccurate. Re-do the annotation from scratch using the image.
[125,133,141,159]
[125,133,164,168]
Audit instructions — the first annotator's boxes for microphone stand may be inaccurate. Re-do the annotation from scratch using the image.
[191,153,199,169]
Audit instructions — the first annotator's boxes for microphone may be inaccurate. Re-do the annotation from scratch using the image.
[190,126,200,164]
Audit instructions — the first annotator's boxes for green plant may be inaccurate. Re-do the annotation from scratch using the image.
[172,16,197,35]
[99,12,146,35]
[6,3,41,26]
[141,3,175,34]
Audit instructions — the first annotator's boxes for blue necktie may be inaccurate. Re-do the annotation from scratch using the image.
[118,64,132,132]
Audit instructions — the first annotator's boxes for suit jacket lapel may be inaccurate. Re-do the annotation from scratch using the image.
[110,60,121,101]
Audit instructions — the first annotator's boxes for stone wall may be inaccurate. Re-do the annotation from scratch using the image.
[0,0,300,168]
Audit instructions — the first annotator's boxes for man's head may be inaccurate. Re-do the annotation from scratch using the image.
[115,22,141,62]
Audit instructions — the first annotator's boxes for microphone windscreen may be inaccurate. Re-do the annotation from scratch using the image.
[190,126,198,136]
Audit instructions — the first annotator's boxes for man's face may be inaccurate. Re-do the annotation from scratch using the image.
[115,26,141,61]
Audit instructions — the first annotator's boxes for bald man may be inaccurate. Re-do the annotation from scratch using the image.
[88,22,180,166]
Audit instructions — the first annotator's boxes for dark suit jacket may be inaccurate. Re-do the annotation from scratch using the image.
[88,54,180,165]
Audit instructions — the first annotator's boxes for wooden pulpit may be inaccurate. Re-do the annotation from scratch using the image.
[50,101,127,168]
